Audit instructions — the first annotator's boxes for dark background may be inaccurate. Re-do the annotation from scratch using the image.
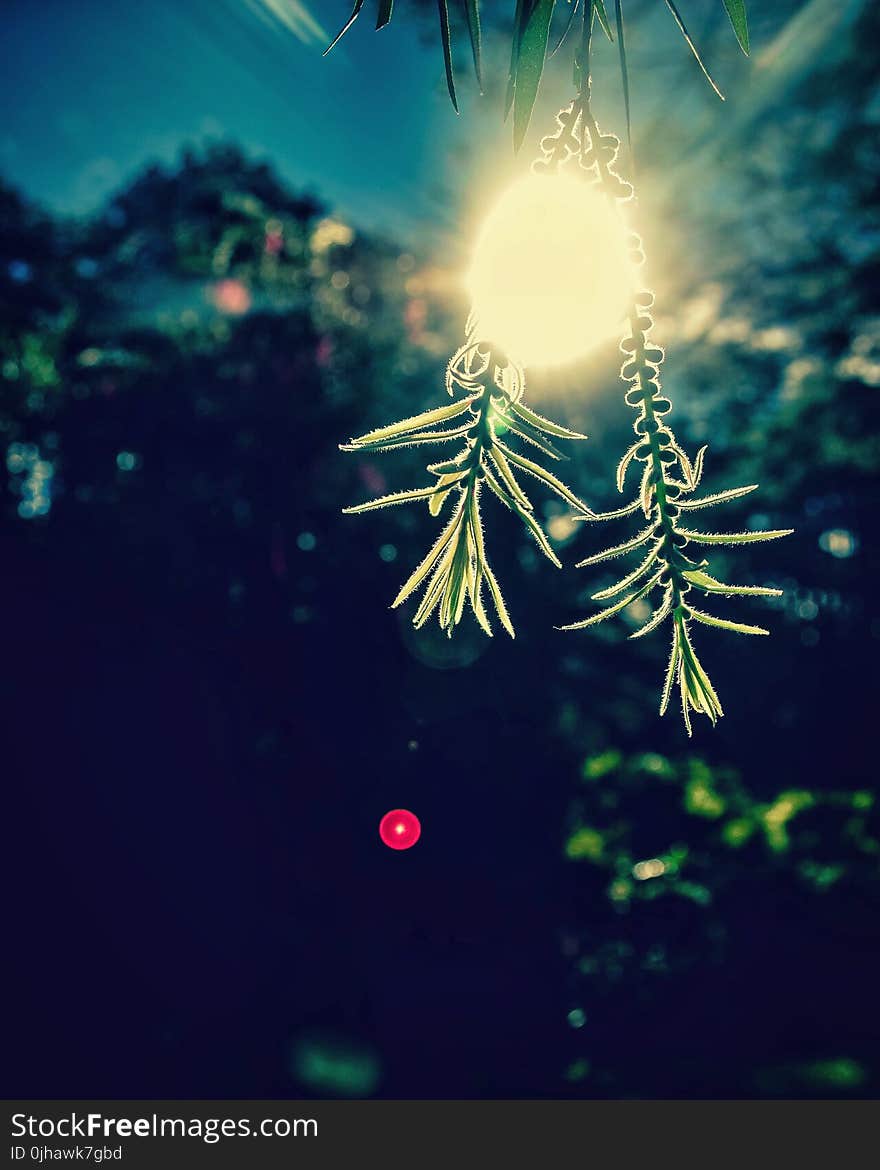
[2,0,878,1098]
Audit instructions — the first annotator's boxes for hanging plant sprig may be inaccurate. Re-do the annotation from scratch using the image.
[341,325,594,638]
[556,80,791,733]
[339,55,656,639]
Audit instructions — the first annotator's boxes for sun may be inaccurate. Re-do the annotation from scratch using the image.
[466,172,633,369]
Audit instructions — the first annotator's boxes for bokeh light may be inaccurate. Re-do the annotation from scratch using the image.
[379,809,421,851]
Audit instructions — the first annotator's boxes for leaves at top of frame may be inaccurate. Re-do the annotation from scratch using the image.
[722,0,749,56]
[551,0,581,57]
[463,0,484,92]
[513,0,557,153]
[594,1,615,43]
[662,0,725,101]
[325,0,751,121]
[437,0,459,112]
[614,2,633,158]
[324,0,366,55]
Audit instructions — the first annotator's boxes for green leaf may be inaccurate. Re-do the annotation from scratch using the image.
[483,465,561,566]
[659,629,681,715]
[413,541,457,626]
[614,1,632,156]
[498,412,566,461]
[483,558,515,637]
[505,0,526,120]
[682,569,782,598]
[594,1,615,43]
[376,0,394,30]
[510,399,587,440]
[463,0,484,90]
[437,0,459,112]
[576,526,652,566]
[557,571,662,630]
[345,420,474,453]
[676,483,758,510]
[592,544,659,600]
[722,0,749,55]
[662,0,725,100]
[487,446,533,510]
[630,587,673,639]
[679,528,794,545]
[678,621,724,719]
[343,484,437,513]
[616,440,639,492]
[496,440,592,514]
[587,497,641,522]
[513,0,557,153]
[342,396,475,448]
[392,501,464,607]
[551,0,581,56]
[324,0,365,54]
[686,607,769,636]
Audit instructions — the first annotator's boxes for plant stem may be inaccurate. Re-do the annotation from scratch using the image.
[579,97,690,615]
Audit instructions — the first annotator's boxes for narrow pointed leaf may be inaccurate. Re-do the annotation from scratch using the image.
[585,497,641,521]
[676,483,758,510]
[497,440,593,514]
[679,528,793,546]
[343,484,437,514]
[683,569,782,597]
[551,0,581,56]
[392,502,463,607]
[343,396,475,447]
[639,460,654,517]
[413,543,457,626]
[352,420,474,453]
[686,607,769,636]
[483,559,515,637]
[324,0,365,54]
[662,0,725,100]
[498,413,566,461]
[513,0,557,153]
[614,0,632,155]
[558,571,662,630]
[483,465,560,566]
[516,503,562,566]
[678,626,723,712]
[679,670,694,736]
[376,0,394,30]
[463,0,484,90]
[592,544,659,600]
[576,526,653,566]
[505,0,526,120]
[659,631,680,715]
[616,441,639,492]
[630,587,673,639]
[510,399,587,440]
[594,0,614,42]
[437,0,459,112]
[722,0,749,55]
[488,446,533,510]
[692,444,708,486]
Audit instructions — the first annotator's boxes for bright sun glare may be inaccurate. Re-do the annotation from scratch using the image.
[466,172,633,369]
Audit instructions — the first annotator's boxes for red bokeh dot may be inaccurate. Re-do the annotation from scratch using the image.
[379,809,421,851]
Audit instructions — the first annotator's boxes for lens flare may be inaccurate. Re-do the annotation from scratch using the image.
[466,172,632,368]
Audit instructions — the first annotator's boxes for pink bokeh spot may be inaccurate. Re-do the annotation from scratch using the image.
[379,809,421,851]
[211,279,251,316]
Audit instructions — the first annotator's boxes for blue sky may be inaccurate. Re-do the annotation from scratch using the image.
[0,0,481,237]
[1,1,848,245]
